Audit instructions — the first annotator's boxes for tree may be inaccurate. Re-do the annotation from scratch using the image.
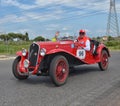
[8,33,16,41]
[108,36,114,41]
[46,39,51,41]
[34,36,45,41]
[0,34,6,41]
[0,32,29,42]
[17,33,23,41]
[0,34,10,41]
[25,32,29,41]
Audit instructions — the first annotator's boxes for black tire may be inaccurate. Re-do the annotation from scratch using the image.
[49,55,69,86]
[98,50,109,71]
[12,56,28,80]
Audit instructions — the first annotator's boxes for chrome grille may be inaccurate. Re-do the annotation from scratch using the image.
[29,43,39,68]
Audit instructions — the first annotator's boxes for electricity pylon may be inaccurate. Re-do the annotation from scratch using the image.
[106,0,120,37]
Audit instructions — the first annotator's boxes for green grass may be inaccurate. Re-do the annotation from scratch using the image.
[0,40,120,55]
[108,46,120,51]
[0,41,32,55]
[104,40,120,51]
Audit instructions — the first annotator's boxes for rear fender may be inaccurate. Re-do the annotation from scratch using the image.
[97,45,110,61]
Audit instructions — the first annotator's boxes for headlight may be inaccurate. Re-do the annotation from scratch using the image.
[22,49,27,56]
[40,48,46,56]
[23,59,29,68]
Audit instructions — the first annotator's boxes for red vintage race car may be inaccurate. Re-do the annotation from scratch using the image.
[12,39,110,86]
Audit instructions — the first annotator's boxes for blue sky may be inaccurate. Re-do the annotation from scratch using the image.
[0,0,120,39]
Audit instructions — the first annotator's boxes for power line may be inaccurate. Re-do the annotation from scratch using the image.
[0,1,110,16]
[1,8,120,27]
[0,9,109,27]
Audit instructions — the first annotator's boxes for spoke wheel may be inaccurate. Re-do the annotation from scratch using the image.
[98,50,109,71]
[49,55,69,86]
[12,56,28,80]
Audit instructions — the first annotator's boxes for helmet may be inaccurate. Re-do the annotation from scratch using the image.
[79,29,86,34]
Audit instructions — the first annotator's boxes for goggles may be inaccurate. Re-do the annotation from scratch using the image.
[79,32,85,35]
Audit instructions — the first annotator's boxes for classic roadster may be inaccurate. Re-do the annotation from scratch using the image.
[12,38,110,86]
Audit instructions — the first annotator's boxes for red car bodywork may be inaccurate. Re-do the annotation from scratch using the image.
[13,40,110,86]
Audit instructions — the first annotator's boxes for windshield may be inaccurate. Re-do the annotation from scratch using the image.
[59,35,77,41]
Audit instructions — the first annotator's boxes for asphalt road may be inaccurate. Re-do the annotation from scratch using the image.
[0,51,120,106]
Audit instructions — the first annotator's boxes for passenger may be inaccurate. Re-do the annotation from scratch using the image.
[52,31,60,42]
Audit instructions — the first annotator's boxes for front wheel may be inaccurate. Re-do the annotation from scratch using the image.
[49,55,69,86]
[98,50,109,71]
[12,56,28,80]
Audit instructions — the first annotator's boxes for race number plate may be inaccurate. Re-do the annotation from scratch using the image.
[76,49,86,59]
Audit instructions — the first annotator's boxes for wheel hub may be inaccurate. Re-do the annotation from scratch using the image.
[62,68,66,73]
[105,59,108,62]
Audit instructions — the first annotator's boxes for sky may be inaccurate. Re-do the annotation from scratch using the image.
[0,0,120,39]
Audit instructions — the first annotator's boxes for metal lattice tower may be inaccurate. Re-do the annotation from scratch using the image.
[106,0,120,37]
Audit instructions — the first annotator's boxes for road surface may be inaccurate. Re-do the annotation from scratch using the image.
[0,51,120,106]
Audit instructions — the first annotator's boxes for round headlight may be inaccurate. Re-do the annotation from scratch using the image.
[40,48,46,56]
[23,59,29,68]
[22,49,27,56]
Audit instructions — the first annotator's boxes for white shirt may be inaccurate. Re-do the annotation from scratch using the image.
[83,40,90,51]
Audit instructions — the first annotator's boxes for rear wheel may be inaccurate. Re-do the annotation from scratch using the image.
[98,50,109,71]
[49,55,69,86]
[12,56,28,80]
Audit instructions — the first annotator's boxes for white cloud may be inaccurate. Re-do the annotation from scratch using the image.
[0,9,63,24]
[1,0,111,12]
[45,24,60,31]
[35,0,110,12]
[1,0,120,39]
[46,24,60,28]
[0,14,28,24]
[17,29,30,33]
[116,4,120,13]
[25,10,63,21]
[1,0,119,18]
[62,27,68,31]
[35,0,67,7]
[1,0,36,10]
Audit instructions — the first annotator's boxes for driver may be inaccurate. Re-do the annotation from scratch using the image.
[77,29,90,51]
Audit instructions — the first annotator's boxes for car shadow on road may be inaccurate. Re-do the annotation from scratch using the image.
[12,65,101,87]
[27,77,54,86]
[69,65,100,77]
[11,75,54,87]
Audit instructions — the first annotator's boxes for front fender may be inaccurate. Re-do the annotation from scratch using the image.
[46,48,88,64]
[16,51,22,56]
[46,49,75,56]
[16,51,28,58]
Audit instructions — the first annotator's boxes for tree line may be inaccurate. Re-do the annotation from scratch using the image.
[0,32,29,41]
[0,32,51,42]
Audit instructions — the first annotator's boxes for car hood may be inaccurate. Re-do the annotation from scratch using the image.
[36,40,74,47]
[33,40,75,54]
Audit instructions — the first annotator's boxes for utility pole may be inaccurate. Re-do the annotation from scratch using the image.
[106,0,120,37]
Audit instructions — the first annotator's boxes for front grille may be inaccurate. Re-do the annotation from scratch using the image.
[29,43,39,68]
